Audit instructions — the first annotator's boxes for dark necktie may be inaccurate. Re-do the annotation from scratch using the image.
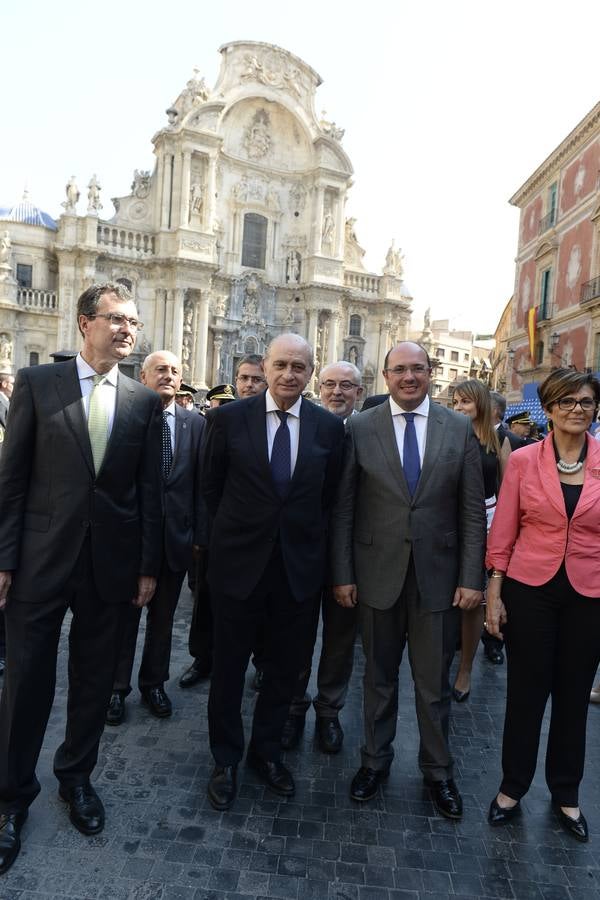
[402,412,421,496]
[270,410,291,496]
[161,411,173,478]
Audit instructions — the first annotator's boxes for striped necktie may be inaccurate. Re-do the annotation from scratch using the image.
[88,374,109,474]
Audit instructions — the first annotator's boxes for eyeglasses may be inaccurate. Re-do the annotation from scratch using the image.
[87,313,144,331]
[556,397,597,412]
[236,374,265,384]
[320,380,360,390]
[384,365,430,376]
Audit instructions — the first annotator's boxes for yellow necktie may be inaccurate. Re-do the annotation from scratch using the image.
[88,374,108,473]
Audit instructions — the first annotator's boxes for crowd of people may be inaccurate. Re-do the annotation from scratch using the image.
[0,281,599,877]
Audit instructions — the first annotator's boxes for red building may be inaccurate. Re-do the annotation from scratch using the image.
[506,101,600,399]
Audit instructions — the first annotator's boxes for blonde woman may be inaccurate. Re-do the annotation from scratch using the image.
[451,380,510,701]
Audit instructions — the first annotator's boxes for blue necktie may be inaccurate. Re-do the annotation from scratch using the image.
[270,410,291,496]
[161,411,173,478]
[402,412,421,496]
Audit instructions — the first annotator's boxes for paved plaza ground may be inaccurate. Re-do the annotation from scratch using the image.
[2,587,600,900]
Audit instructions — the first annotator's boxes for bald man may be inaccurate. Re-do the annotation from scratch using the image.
[106,351,207,725]
[202,334,345,810]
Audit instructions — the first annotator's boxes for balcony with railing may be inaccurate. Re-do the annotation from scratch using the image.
[580,275,600,305]
[97,225,155,258]
[343,271,380,294]
[17,288,58,311]
[538,210,556,234]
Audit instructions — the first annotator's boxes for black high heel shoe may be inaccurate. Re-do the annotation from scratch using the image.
[552,803,588,842]
[488,796,521,826]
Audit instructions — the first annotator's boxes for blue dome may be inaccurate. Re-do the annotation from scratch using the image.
[0,191,57,231]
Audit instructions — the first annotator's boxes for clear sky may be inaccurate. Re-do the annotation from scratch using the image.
[1,0,599,334]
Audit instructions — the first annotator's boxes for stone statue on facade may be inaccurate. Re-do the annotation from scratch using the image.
[190,182,203,216]
[243,110,271,160]
[131,170,151,200]
[0,231,12,269]
[319,110,345,141]
[383,240,404,278]
[322,211,334,251]
[62,177,80,213]
[0,334,13,364]
[87,175,102,214]
[286,250,300,284]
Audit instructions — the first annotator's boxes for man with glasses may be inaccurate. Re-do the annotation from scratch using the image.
[282,361,363,753]
[331,342,486,817]
[0,283,163,874]
[235,354,267,399]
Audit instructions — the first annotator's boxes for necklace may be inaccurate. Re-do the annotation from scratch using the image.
[553,437,587,474]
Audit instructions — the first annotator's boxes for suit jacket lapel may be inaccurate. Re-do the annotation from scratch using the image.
[537,434,568,519]
[572,434,600,519]
[169,405,188,478]
[101,373,135,474]
[55,359,94,475]
[373,401,411,502]
[244,393,275,492]
[289,398,317,494]
[414,402,446,500]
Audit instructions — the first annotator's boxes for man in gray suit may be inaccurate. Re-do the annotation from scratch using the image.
[106,350,207,724]
[331,341,486,817]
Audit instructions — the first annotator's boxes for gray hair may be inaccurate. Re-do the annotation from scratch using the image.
[319,361,362,385]
[489,391,507,418]
[265,333,314,369]
[141,350,181,372]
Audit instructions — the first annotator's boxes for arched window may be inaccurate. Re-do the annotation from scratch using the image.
[349,314,362,337]
[29,351,39,367]
[116,277,133,293]
[241,214,267,269]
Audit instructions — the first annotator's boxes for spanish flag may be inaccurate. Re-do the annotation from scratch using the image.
[527,307,537,362]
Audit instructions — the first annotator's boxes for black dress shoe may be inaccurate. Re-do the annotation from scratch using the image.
[452,687,470,703]
[484,645,504,665]
[105,692,125,726]
[281,715,305,750]
[317,717,344,754]
[246,750,295,796]
[552,803,589,842]
[179,659,211,688]
[58,783,104,835]
[252,669,264,691]
[141,686,172,718]
[350,767,388,802]
[207,765,237,811]
[488,796,521,826]
[426,778,463,819]
[0,810,27,875]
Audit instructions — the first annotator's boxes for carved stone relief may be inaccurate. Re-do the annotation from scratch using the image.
[243,109,272,160]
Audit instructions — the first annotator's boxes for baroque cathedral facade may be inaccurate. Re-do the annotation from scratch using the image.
[0,41,412,396]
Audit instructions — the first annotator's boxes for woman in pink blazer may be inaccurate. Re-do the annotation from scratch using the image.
[485,368,600,842]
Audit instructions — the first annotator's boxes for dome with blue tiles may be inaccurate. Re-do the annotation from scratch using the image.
[0,190,57,231]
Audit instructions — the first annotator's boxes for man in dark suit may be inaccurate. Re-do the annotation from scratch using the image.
[0,372,13,679]
[179,354,268,690]
[282,360,363,754]
[491,391,522,453]
[331,341,486,817]
[0,282,163,874]
[106,350,206,725]
[202,334,345,811]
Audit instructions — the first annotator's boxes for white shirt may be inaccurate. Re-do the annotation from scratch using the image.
[389,394,430,465]
[266,390,302,476]
[163,399,176,452]
[76,353,119,437]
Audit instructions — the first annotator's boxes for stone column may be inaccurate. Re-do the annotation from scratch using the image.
[335,190,345,258]
[328,311,340,364]
[194,291,210,388]
[206,155,217,231]
[313,186,325,254]
[377,319,392,393]
[180,150,192,227]
[171,288,185,358]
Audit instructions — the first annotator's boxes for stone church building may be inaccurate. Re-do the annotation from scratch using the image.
[0,41,412,395]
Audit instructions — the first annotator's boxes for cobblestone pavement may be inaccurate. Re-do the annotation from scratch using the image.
[2,588,600,900]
